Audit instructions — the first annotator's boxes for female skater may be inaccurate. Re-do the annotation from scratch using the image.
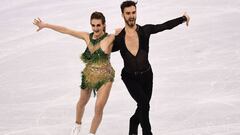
[33,12,115,135]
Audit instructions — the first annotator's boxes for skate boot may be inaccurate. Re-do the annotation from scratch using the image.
[70,123,81,135]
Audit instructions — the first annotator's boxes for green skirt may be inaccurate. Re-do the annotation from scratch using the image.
[81,62,115,93]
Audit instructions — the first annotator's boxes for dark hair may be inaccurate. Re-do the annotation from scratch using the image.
[90,11,106,24]
[120,0,137,13]
[90,11,106,32]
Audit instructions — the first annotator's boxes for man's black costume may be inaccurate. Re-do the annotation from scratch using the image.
[112,16,187,135]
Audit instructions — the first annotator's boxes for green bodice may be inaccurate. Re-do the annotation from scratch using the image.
[81,33,109,64]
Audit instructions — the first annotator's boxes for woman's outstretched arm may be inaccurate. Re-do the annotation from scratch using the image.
[33,18,88,40]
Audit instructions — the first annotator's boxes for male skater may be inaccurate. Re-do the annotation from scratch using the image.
[112,1,190,135]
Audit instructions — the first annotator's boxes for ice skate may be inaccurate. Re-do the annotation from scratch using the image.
[70,123,81,135]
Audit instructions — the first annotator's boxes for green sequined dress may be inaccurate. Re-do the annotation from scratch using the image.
[80,33,115,92]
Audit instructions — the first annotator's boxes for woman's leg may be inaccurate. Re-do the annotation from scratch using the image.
[76,88,92,124]
[89,82,113,134]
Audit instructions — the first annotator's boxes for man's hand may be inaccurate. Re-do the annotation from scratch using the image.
[115,28,122,35]
[183,12,190,27]
[33,18,46,32]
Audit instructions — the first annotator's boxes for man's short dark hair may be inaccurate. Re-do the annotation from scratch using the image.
[120,0,137,13]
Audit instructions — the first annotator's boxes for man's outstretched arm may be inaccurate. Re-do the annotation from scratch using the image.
[144,12,190,35]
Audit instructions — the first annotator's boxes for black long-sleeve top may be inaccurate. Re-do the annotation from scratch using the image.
[112,16,187,72]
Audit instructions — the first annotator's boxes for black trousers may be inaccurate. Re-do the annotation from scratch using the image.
[121,67,153,135]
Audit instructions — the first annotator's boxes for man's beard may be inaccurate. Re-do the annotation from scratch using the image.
[124,17,136,27]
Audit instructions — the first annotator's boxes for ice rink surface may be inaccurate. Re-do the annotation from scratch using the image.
[1,0,240,134]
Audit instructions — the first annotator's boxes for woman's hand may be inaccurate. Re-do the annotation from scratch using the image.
[33,18,46,32]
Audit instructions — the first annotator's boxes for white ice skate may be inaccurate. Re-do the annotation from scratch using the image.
[70,123,81,135]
